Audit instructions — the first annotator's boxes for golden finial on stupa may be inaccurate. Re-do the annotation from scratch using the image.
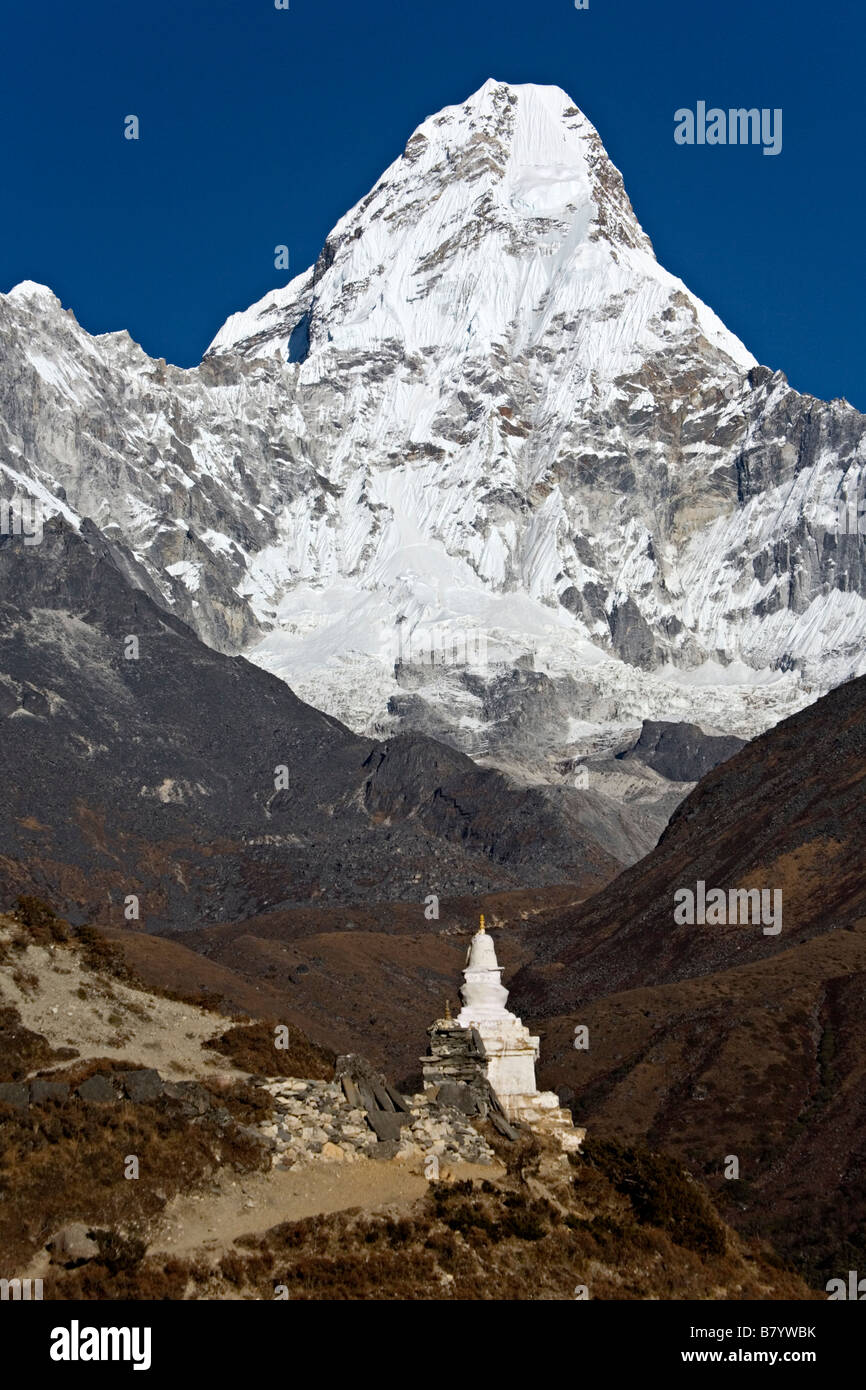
[479,913,486,933]
[444,998,452,1020]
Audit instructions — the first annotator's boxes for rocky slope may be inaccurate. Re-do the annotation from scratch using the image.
[0,520,620,930]
[508,671,866,1284]
[1,80,864,788]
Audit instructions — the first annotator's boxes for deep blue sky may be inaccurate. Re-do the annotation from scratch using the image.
[2,0,863,407]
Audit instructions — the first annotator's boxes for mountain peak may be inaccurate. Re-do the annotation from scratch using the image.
[405,76,642,249]
[208,79,665,365]
[440,77,587,117]
[444,76,581,115]
[5,280,62,309]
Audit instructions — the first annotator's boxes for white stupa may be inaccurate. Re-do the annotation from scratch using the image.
[456,915,581,1152]
[455,914,540,1107]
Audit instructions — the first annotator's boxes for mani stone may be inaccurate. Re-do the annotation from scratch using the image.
[335,1054,412,1143]
[421,1020,493,1117]
[365,1109,406,1143]
[489,1111,519,1142]
[340,1075,362,1108]
[370,1138,401,1161]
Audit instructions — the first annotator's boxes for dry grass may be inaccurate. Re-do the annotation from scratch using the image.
[203,1018,335,1080]
[41,1137,816,1301]
[0,1078,272,1277]
[0,1005,75,1081]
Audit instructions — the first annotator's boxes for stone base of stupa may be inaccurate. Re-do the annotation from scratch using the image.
[504,1090,586,1153]
[456,1008,539,1104]
[454,1011,584,1152]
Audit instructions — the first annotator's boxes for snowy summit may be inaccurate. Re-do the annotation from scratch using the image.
[1,80,864,788]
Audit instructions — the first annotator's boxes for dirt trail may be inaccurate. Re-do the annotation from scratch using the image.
[150,1157,504,1260]
[2,921,506,1280]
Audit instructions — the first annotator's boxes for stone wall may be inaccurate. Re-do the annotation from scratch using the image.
[259,1076,495,1168]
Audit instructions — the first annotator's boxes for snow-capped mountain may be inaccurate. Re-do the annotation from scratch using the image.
[2,79,865,787]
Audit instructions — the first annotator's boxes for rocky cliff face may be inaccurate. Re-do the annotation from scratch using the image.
[1,79,864,783]
[0,520,619,928]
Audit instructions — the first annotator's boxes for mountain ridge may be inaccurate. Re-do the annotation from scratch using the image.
[1,79,864,790]
[0,517,620,928]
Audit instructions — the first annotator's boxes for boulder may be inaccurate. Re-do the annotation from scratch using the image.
[236,1124,273,1150]
[47,1223,100,1267]
[119,1068,164,1103]
[162,1080,212,1116]
[30,1079,70,1104]
[0,1082,30,1111]
[76,1074,118,1104]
